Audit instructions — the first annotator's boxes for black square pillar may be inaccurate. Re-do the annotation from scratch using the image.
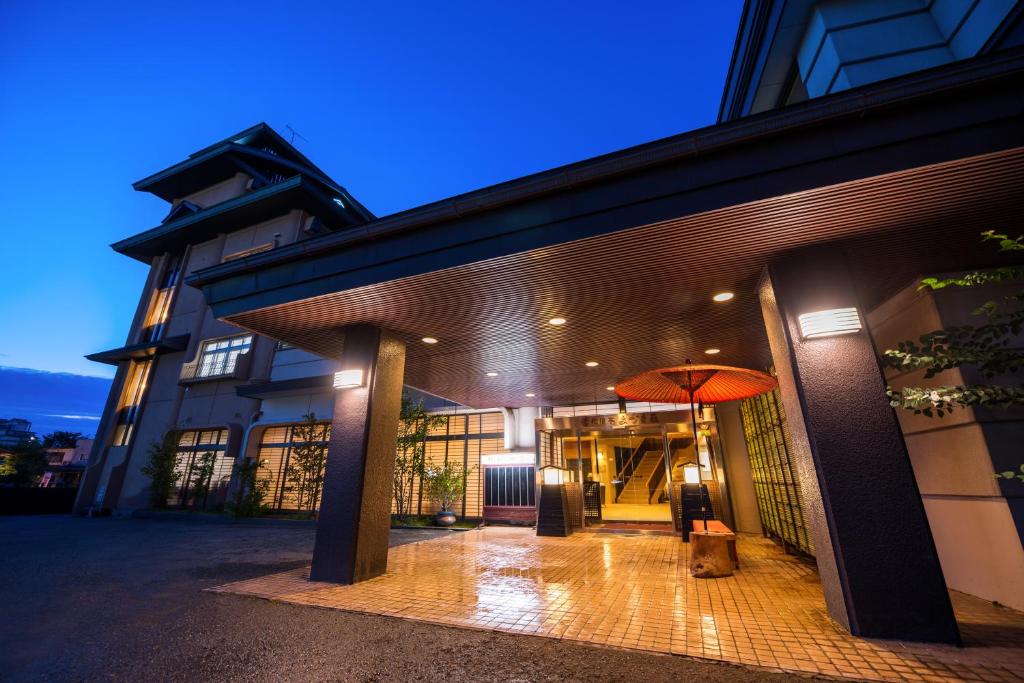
[310,325,406,584]
[760,247,960,644]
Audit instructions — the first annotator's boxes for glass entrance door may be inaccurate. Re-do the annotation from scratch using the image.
[557,428,674,523]
[535,408,730,528]
[595,430,672,522]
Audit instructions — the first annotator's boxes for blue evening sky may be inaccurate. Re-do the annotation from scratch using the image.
[0,1,742,379]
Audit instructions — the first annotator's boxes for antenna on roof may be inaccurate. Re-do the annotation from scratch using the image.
[284,124,308,145]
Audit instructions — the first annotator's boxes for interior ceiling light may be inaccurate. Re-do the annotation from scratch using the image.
[585,361,599,367]
[548,317,567,326]
[486,372,499,377]
[421,337,438,344]
[705,348,721,355]
[712,291,735,302]
[606,386,615,391]
[525,393,535,397]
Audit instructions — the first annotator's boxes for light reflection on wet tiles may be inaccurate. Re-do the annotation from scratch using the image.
[209,527,1024,682]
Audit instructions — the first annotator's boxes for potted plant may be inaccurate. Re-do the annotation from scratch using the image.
[422,461,472,527]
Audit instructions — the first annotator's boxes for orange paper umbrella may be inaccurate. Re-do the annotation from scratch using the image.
[615,363,777,404]
[616,362,776,534]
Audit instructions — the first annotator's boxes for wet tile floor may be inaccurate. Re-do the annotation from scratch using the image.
[210,527,1024,682]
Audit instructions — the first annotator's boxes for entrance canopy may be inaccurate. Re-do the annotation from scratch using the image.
[188,50,1024,408]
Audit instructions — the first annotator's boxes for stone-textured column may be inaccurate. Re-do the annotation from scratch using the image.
[759,246,960,644]
[310,325,406,584]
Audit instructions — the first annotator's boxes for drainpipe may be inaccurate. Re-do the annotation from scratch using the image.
[503,408,517,450]
[224,414,263,503]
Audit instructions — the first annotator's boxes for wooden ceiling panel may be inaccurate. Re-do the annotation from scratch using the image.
[225,149,1024,408]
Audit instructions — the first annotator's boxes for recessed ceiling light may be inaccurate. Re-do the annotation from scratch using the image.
[421,337,438,344]
[606,386,615,391]
[525,393,535,397]
[549,317,566,326]
[585,361,599,367]
[486,372,499,377]
[712,291,735,302]
[705,348,721,355]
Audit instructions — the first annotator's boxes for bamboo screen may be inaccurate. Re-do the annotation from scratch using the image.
[740,389,814,556]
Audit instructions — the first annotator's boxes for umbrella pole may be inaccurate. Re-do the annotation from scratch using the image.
[687,366,708,532]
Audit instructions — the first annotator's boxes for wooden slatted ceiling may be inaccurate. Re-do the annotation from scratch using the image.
[224,148,1024,409]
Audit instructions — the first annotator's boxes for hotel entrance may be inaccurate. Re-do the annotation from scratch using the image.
[535,407,730,529]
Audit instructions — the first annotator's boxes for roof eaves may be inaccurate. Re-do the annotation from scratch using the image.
[113,176,306,254]
[132,144,234,192]
[186,47,1024,289]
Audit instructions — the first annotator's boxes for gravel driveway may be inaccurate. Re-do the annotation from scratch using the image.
[0,516,808,682]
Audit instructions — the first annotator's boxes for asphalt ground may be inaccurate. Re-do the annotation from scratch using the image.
[0,515,816,682]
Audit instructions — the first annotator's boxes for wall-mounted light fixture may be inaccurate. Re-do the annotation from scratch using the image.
[798,307,862,339]
[333,369,364,389]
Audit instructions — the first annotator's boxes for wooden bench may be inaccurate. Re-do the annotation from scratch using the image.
[692,520,739,569]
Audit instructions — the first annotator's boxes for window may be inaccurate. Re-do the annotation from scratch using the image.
[485,466,536,507]
[257,422,331,511]
[140,254,182,343]
[112,359,153,446]
[197,335,252,378]
[168,429,232,508]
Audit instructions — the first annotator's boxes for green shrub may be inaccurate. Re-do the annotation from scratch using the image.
[227,458,270,517]
[140,432,181,509]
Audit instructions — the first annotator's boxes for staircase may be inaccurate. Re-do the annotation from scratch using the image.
[616,450,663,504]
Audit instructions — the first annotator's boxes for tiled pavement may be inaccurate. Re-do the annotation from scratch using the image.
[210,527,1024,682]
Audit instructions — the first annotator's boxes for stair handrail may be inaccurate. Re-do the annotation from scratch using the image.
[646,437,693,504]
[645,450,666,503]
[615,437,658,502]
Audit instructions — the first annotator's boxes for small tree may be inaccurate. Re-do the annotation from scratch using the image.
[883,231,1023,481]
[393,395,446,519]
[188,451,217,510]
[422,462,474,514]
[0,441,47,487]
[286,413,329,512]
[227,458,270,517]
[140,431,181,508]
[42,431,86,448]
[884,231,1024,415]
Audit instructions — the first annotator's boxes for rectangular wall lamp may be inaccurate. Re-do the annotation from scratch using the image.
[333,369,364,389]
[798,307,862,339]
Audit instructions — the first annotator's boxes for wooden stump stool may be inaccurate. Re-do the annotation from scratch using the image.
[689,531,735,578]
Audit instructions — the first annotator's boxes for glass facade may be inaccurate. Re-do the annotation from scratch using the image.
[169,428,232,508]
[414,411,504,518]
[256,422,331,511]
[251,411,505,517]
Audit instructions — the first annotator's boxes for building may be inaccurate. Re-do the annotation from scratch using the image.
[39,438,93,489]
[80,0,1024,645]
[0,418,36,449]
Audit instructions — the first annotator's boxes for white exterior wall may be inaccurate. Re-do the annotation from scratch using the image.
[869,278,1024,611]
